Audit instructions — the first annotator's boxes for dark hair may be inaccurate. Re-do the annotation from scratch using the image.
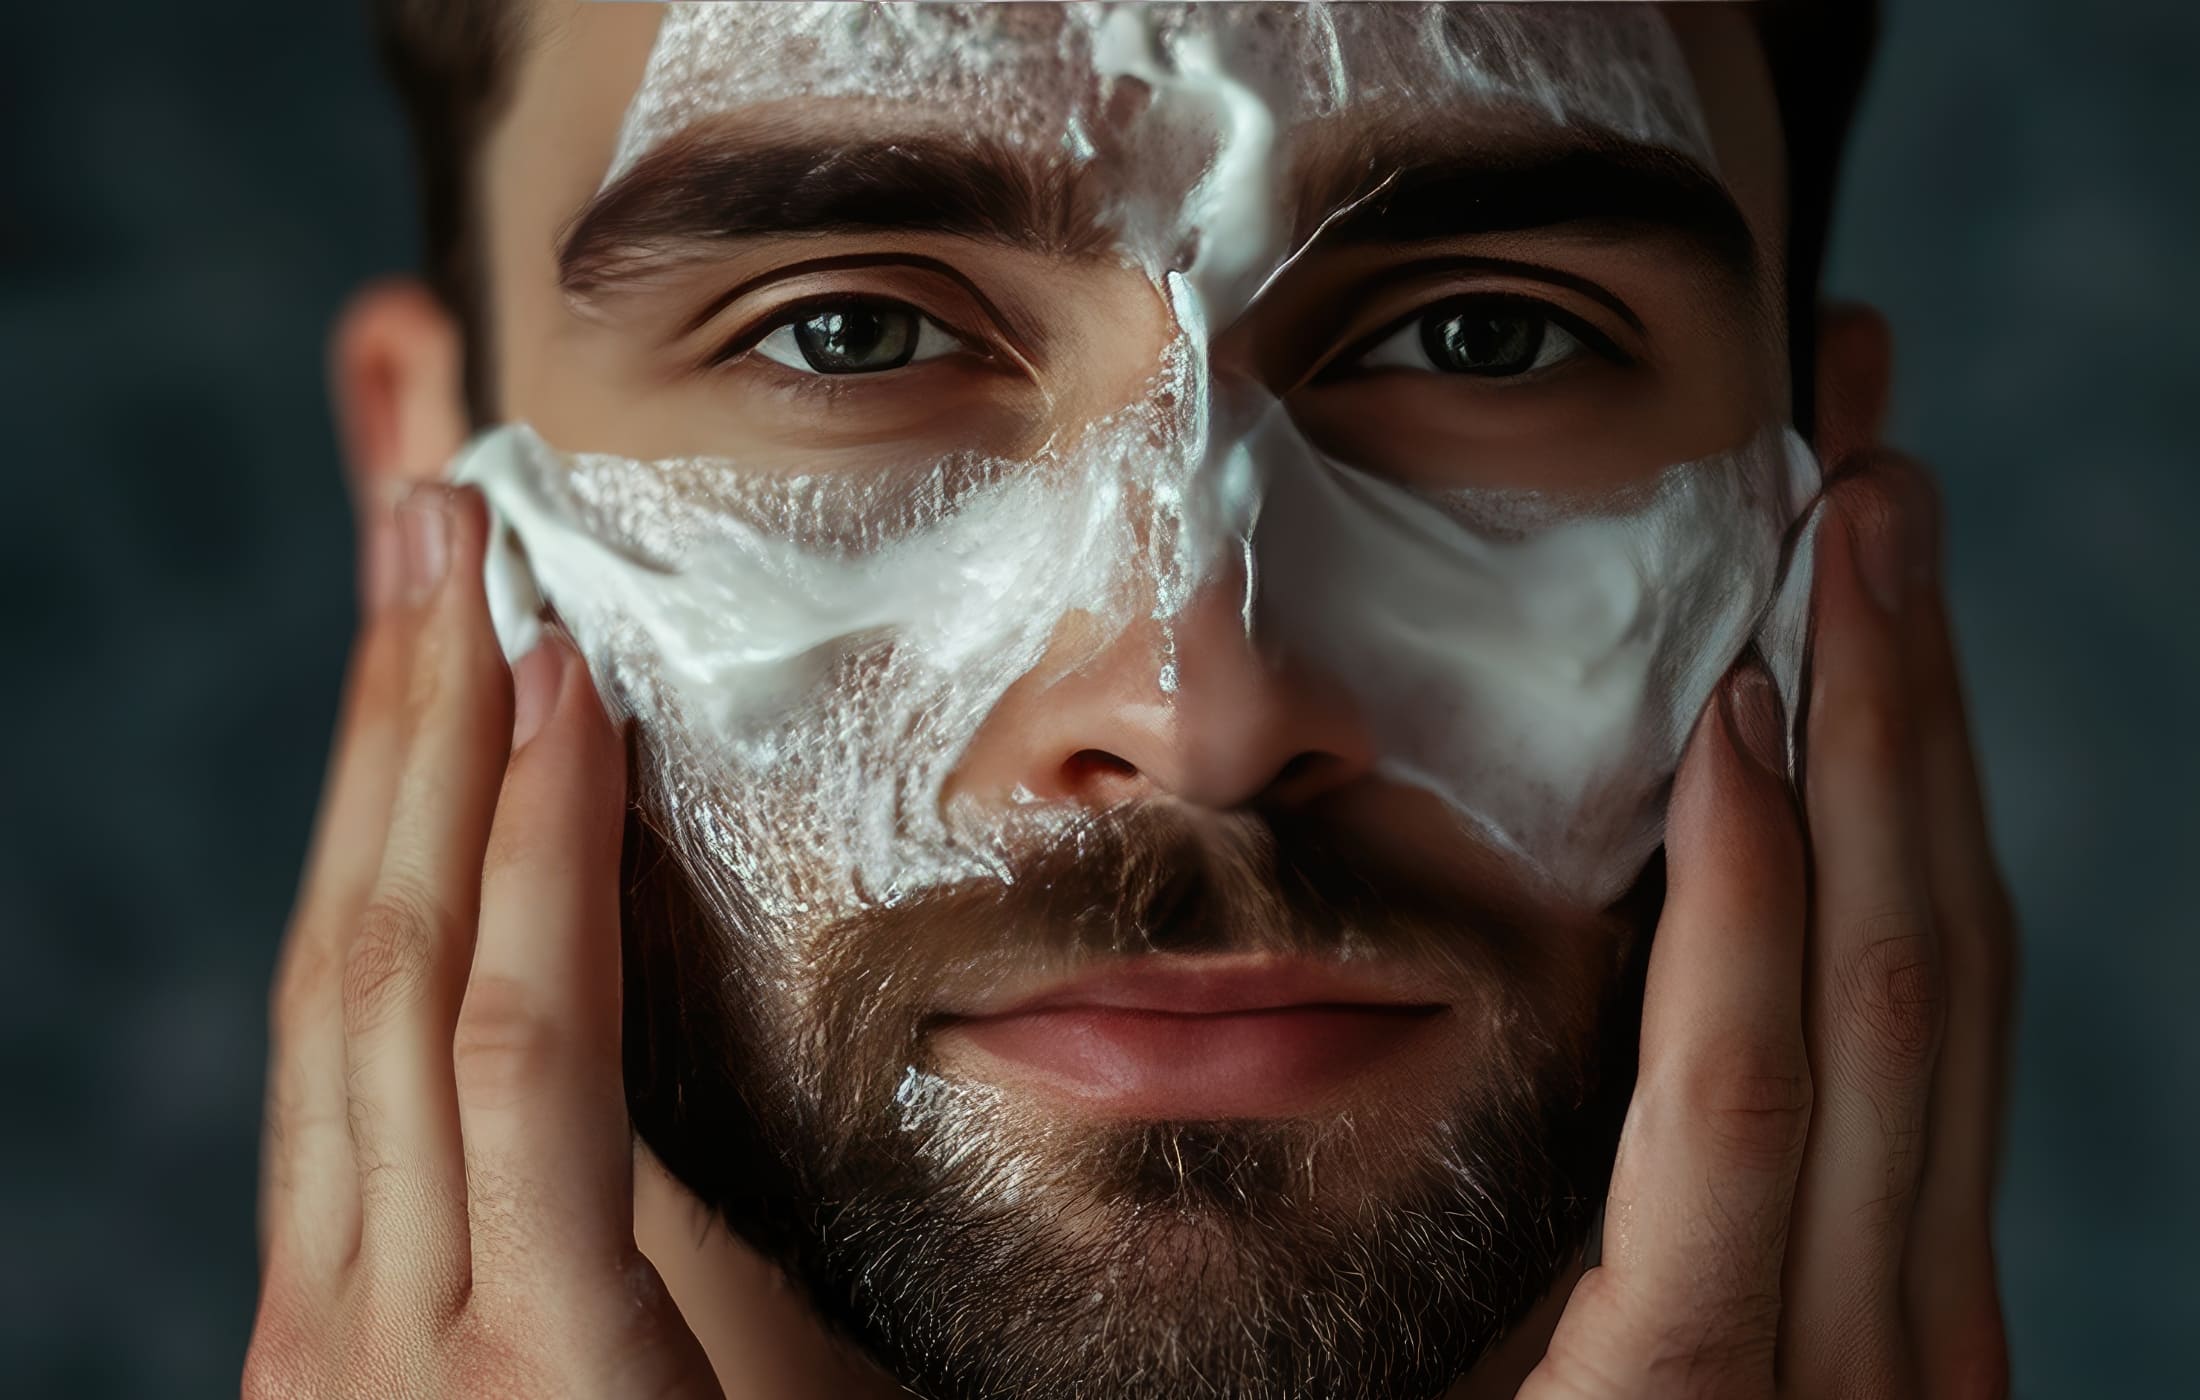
[368,0,1878,426]
[367,0,527,423]
[1754,0,1883,432]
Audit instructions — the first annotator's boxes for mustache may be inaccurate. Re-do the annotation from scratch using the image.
[806,800,1539,1060]
[615,763,1658,1243]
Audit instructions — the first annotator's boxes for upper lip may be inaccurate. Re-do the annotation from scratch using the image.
[941,953,1449,1020]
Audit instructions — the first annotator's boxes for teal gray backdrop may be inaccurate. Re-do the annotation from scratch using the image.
[2,1,2192,1394]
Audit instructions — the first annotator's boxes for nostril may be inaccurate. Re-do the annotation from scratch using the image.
[1063,748,1140,792]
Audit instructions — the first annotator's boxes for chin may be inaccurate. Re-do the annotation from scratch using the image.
[619,803,1653,1399]
[747,1065,1604,1400]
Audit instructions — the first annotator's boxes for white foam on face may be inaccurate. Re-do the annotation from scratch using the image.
[456,1,1818,933]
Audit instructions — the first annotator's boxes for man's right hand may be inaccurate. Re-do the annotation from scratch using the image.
[244,484,722,1399]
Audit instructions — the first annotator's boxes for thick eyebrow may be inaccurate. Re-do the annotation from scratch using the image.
[561,122,1759,307]
[1301,139,1759,282]
[558,123,1110,298]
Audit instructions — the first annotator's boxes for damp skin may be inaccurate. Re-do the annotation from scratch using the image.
[457,1,1821,925]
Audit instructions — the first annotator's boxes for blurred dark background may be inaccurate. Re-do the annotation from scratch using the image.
[3,1,2193,1395]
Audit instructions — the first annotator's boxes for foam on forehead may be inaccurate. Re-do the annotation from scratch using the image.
[606,2,1716,190]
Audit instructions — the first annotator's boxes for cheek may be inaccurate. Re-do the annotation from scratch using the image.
[1245,416,1816,906]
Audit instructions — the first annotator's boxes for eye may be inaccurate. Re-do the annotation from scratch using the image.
[1353,297,1599,379]
[750,301,966,376]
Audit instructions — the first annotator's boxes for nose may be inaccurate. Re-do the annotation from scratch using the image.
[945,563,1375,814]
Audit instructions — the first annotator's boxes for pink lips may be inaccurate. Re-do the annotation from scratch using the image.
[933,956,1448,1119]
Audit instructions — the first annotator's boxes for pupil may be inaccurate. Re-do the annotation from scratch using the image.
[1422,309,1546,377]
[793,305,918,374]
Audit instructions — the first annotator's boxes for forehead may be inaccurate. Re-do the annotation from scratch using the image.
[608,2,1717,179]
[489,2,1788,334]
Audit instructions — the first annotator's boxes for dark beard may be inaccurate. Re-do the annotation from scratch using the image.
[619,772,1651,1400]
[784,1069,1623,1399]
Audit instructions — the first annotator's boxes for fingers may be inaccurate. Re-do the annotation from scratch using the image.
[456,632,635,1298]
[262,502,414,1274]
[1782,469,1946,1396]
[1897,467,2017,1396]
[250,485,725,1397]
[341,485,513,1286]
[1538,661,1809,1397]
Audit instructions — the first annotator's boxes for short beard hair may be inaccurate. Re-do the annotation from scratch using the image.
[618,740,1654,1399]
[780,1051,1624,1400]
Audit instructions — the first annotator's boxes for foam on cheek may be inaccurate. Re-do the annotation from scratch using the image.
[455,1,1817,923]
[461,410,1177,923]
[1256,418,1819,900]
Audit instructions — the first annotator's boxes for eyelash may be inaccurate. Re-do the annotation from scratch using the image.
[706,294,982,372]
[702,287,1632,393]
[1318,292,1634,383]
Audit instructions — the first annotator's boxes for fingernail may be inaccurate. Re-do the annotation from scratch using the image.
[1843,500,1907,618]
[1723,664,1788,779]
[398,485,451,606]
[360,508,401,619]
[511,637,568,749]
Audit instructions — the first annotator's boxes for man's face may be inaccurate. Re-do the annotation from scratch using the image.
[472,4,1795,1396]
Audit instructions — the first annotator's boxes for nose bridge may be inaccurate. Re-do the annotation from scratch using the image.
[942,341,1373,817]
[1163,361,1285,642]
[1123,364,1366,806]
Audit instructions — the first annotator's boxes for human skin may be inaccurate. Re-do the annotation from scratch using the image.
[246,4,2015,1398]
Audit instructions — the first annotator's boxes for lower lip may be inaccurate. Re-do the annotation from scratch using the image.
[935,1004,1445,1119]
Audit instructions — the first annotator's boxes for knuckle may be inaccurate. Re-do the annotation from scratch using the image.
[341,883,447,1036]
[462,1159,529,1267]
[1681,1033,1815,1174]
[346,1110,414,1221]
[444,1307,554,1396]
[452,976,564,1110]
[1535,1269,1774,1400]
[351,1224,472,1327]
[1837,912,1945,1077]
[1645,1307,1780,1398]
[1853,1151,1925,1239]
